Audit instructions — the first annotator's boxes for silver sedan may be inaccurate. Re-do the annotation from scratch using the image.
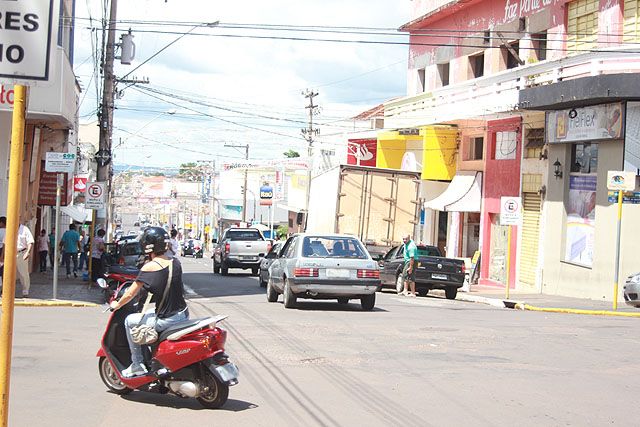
[266,234,381,310]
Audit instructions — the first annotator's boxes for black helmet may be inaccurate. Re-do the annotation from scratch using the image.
[140,227,169,255]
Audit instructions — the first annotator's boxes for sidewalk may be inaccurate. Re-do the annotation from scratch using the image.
[453,285,640,317]
[1,268,103,307]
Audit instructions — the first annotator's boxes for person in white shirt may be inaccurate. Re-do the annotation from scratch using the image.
[0,217,34,298]
[167,229,180,258]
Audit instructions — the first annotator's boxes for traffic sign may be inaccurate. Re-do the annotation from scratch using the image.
[0,1,55,82]
[45,152,75,173]
[85,182,105,209]
[500,196,522,226]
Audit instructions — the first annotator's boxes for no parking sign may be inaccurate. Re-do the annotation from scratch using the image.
[85,182,105,209]
[500,196,522,226]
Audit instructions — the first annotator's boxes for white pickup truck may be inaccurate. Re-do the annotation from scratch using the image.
[212,228,272,276]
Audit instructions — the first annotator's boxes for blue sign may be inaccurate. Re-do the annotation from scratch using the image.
[260,185,273,199]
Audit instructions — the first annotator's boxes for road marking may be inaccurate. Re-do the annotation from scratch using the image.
[183,283,197,296]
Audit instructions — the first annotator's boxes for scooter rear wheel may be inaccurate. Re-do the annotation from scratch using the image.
[197,368,229,409]
[98,357,132,395]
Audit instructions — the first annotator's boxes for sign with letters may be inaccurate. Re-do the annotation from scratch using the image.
[0,0,55,82]
[85,182,105,209]
[546,103,624,144]
[45,152,75,174]
[500,196,522,226]
[260,184,273,206]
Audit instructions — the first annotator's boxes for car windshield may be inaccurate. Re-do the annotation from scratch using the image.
[302,236,368,259]
[417,246,441,257]
[121,242,143,256]
[225,230,263,241]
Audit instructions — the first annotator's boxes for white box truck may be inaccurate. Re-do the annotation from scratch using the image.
[306,165,421,257]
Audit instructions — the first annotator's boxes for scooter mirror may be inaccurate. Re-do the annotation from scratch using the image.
[97,278,109,289]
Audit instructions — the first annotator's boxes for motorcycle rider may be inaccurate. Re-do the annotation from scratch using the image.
[109,227,189,378]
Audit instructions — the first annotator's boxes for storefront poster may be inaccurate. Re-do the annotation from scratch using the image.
[547,102,623,144]
[565,175,597,266]
[624,102,640,172]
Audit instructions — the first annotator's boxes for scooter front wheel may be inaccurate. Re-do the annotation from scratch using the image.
[197,367,229,409]
[98,357,132,395]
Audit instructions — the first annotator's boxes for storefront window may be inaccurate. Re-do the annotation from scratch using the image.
[570,143,598,173]
[565,143,597,266]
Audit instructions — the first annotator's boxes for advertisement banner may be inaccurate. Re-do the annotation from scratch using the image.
[347,139,377,167]
[565,175,597,266]
[546,102,623,144]
[222,158,309,171]
[38,162,71,206]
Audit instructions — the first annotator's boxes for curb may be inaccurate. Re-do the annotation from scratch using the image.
[2,299,99,308]
[514,303,640,318]
[456,293,512,308]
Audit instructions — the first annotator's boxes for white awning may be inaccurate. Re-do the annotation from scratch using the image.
[424,171,482,212]
[60,205,91,223]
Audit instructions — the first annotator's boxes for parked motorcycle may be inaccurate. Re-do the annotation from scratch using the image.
[97,287,239,409]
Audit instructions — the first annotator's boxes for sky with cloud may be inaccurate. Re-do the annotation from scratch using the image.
[74,0,410,169]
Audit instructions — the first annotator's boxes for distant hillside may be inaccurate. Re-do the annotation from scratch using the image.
[113,164,179,175]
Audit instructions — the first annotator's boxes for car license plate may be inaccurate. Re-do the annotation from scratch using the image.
[241,256,255,260]
[432,273,448,280]
[326,268,350,278]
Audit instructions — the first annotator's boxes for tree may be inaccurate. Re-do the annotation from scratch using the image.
[276,225,289,239]
[283,149,300,158]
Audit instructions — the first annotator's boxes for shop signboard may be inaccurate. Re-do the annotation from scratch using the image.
[38,162,71,206]
[347,139,377,167]
[260,184,273,206]
[607,191,640,204]
[45,152,76,173]
[546,102,624,144]
[607,170,637,191]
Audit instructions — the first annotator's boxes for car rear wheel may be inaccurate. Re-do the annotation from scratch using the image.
[221,262,229,276]
[283,279,297,309]
[266,278,278,302]
[395,274,404,294]
[213,259,220,274]
[418,288,429,297]
[445,287,458,300]
[360,294,375,311]
[337,297,349,305]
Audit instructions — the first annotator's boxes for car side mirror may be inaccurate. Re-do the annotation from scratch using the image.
[378,260,384,268]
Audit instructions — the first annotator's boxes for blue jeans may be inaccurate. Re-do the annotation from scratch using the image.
[125,308,189,366]
[78,252,88,271]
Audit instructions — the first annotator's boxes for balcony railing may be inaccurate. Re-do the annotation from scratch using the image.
[384,47,640,129]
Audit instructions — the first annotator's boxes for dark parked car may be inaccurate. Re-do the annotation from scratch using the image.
[378,244,465,299]
[182,239,203,258]
[258,242,283,287]
[115,239,145,268]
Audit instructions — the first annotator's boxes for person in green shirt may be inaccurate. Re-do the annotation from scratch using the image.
[402,234,417,297]
[59,223,80,278]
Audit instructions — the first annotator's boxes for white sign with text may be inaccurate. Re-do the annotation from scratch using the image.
[85,182,106,209]
[500,196,522,226]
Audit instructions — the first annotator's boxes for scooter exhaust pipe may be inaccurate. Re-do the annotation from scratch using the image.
[167,380,199,398]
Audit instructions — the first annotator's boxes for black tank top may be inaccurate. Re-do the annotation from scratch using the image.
[135,258,187,318]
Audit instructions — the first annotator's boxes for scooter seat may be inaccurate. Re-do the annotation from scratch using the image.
[157,319,202,342]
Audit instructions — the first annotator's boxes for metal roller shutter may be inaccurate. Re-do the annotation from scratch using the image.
[520,192,542,288]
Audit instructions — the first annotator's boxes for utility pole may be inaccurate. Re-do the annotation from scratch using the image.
[302,89,319,231]
[225,144,250,223]
[97,0,118,236]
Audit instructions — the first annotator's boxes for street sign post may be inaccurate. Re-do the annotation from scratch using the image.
[1,3,56,424]
[607,171,638,310]
[85,182,106,209]
[500,197,522,299]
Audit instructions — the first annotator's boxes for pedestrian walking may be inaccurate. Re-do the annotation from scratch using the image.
[167,229,180,258]
[401,234,418,297]
[37,229,48,272]
[0,217,35,298]
[60,223,80,278]
[78,229,89,271]
[91,229,106,283]
[48,228,56,269]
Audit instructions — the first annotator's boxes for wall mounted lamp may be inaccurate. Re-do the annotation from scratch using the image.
[553,159,563,179]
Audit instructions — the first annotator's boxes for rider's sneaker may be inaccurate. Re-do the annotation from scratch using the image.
[122,363,148,378]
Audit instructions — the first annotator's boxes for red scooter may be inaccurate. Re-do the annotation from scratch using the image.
[96,288,239,409]
[96,265,139,303]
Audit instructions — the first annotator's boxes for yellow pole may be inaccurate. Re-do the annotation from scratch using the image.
[88,210,96,281]
[505,225,512,300]
[0,84,28,426]
[613,190,624,310]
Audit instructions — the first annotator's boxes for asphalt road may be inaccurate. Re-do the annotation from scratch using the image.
[7,256,640,426]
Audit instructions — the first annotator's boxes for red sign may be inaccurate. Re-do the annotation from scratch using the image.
[74,177,87,192]
[38,161,71,206]
[347,139,377,167]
